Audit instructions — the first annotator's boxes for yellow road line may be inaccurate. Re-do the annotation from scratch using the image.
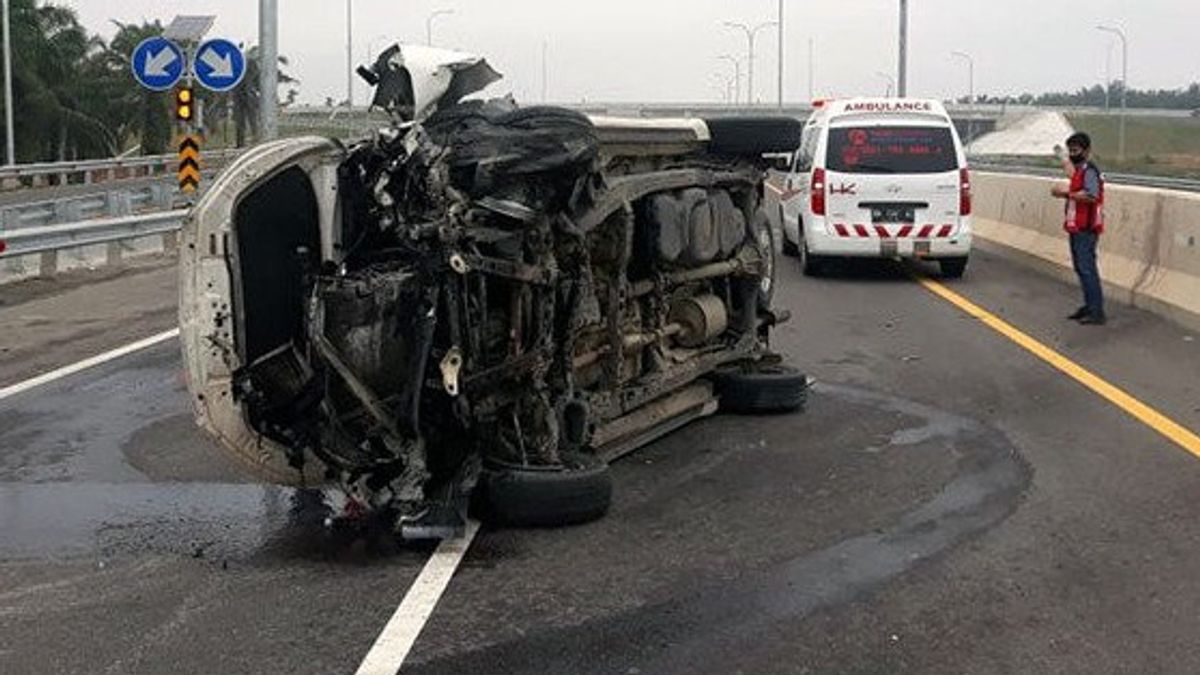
[917,276,1200,460]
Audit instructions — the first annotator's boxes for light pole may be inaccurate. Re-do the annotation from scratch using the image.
[1104,40,1113,111]
[724,20,778,106]
[1097,24,1127,161]
[776,0,784,108]
[898,0,908,97]
[426,9,454,46]
[951,51,975,148]
[808,37,815,101]
[875,71,896,97]
[2,0,14,165]
[259,0,279,140]
[345,0,353,114]
[719,55,742,105]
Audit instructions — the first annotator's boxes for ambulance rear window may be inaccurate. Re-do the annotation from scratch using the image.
[826,126,958,174]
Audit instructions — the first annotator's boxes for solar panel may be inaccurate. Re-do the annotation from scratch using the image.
[163,15,216,43]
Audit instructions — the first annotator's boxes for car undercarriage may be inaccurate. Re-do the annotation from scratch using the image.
[179,45,806,538]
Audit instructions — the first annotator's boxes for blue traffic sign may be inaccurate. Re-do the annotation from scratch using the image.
[131,37,185,91]
[193,39,246,93]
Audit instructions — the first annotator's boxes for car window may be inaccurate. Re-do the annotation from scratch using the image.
[826,125,958,174]
[794,128,819,172]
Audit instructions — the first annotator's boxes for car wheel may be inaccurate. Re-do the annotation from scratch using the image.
[477,453,613,527]
[780,209,800,258]
[710,362,809,414]
[799,234,826,277]
[940,257,968,279]
[753,209,777,309]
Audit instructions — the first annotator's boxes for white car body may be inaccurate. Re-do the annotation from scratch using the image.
[777,98,973,275]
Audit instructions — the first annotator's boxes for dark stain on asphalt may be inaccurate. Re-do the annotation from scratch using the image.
[407,383,1032,675]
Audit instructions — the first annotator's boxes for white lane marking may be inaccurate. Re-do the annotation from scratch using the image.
[355,520,481,675]
[0,328,180,402]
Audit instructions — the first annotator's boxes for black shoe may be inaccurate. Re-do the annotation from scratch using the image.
[1068,306,1090,321]
[1078,312,1107,325]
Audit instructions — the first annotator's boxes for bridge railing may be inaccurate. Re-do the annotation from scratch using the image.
[0,149,242,191]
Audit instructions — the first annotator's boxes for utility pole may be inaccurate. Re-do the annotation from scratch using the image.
[719,55,742,105]
[951,51,975,150]
[1104,41,1113,111]
[541,40,548,103]
[724,20,778,106]
[876,71,896,97]
[2,0,14,165]
[1097,25,1128,161]
[808,37,815,101]
[259,0,278,140]
[345,0,353,115]
[898,0,908,97]
[777,0,784,108]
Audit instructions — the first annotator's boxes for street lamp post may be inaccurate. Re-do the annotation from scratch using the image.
[898,0,908,97]
[875,71,896,97]
[259,0,279,140]
[1096,24,1128,162]
[776,0,784,109]
[426,9,454,46]
[724,20,778,106]
[719,55,742,105]
[2,0,14,165]
[345,0,353,115]
[951,51,975,149]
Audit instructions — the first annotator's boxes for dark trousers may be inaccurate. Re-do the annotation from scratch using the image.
[1069,231,1104,316]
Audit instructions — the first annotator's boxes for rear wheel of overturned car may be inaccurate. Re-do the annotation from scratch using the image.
[940,256,968,279]
[754,210,778,309]
[711,362,809,414]
[477,454,613,528]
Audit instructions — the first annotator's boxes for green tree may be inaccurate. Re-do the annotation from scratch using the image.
[0,0,115,162]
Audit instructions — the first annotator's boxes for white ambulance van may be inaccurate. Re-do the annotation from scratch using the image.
[777,98,972,278]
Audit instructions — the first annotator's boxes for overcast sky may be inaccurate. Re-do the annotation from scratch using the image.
[65,0,1198,106]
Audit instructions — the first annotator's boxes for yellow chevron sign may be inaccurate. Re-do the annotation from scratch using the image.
[178,135,202,193]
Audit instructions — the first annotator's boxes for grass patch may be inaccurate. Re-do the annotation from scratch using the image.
[1067,113,1200,178]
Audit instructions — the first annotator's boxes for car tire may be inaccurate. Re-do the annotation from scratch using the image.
[940,257,968,279]
[477,453,613,527]
[780,210,801,258]
[752,209,777,309]
[799,236,827,277]
[710,362,809,414]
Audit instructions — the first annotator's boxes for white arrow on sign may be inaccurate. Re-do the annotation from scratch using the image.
[200,47,234,79]
[144,47,178,77]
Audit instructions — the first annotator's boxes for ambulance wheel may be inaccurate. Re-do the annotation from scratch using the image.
[940,257,968,279]
[800,239,828,277]
[780,210,800,257]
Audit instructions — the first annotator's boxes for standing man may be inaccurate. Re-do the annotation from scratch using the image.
[1052,132,1106,325]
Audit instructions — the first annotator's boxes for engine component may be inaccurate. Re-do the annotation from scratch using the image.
[668,294,729,348]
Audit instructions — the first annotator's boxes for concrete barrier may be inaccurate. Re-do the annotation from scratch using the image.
[973,171,1200,331]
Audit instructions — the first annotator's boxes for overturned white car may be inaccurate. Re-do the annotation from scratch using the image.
[179,46,806,538]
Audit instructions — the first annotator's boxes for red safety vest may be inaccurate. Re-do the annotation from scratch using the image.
[1064,162,1105,234]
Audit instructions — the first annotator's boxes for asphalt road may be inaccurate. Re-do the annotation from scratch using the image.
[1,246,1199,674]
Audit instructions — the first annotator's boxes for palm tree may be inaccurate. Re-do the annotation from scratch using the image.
[231,45,296,147]
[0,0,117,161]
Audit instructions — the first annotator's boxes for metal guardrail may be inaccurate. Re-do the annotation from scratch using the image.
[0,210,186,258]
[0,181,189,230]
[973,163,1200,193]
[0,149,242,191]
